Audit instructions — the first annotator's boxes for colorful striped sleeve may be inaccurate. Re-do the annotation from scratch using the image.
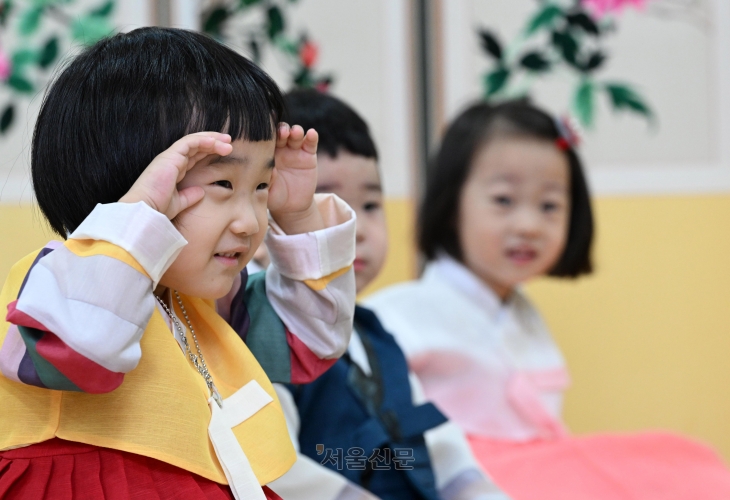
[0,202,187,392]
[226,193,356,385]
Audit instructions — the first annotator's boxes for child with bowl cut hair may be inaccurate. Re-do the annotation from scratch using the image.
[0,28,356,500]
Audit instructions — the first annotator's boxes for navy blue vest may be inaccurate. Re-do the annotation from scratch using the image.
[288,306,447,500]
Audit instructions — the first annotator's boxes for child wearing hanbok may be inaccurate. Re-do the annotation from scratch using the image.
[0,28,356,499]
[258,90,508,500]
[367,100,730,500]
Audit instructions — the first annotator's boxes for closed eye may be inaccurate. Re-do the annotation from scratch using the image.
[212,180,232,189]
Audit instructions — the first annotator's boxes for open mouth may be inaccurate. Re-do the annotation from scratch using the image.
[506,248,537,264]
[214,252,243,265]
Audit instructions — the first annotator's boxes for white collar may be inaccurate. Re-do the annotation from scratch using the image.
[423,254,520,322]
[347,328,372,376]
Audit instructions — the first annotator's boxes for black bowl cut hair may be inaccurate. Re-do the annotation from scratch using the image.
[284,89,377,160]
[418,100,594,278]
[32,27,285,237]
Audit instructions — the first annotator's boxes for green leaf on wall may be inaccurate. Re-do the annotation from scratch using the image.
[573,80,594,127]
[484,68,509,97]
[605,83,653,119]
[566,12,600,36]
[240,0,261,6]
[11,49,37,68]
[203,7,229,36]
[71,15,113,45]
[7,73,33,93]
[582,51,606,73]
[90,0,114,18]
[0,105,14,133]
[18,6,42,35]
[526,5,562,35]
[552,30,578,64]
[520,52,551,72]
[0,1,14,27]
[267,6,284,40]
[38,37,58,68]
[249,37,261,62]
[478,29,502,61]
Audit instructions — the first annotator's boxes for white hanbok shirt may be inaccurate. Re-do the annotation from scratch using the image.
[365,255,570,442]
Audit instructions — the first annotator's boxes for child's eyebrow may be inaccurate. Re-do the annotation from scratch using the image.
[363,182,382,192]
[212,155,248,166]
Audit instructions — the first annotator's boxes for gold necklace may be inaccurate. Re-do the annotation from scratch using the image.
[155,291,223,407]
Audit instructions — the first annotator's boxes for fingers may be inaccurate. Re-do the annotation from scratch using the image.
[286,125,307,150]
[277,123,318,153]
[277,123,290,148]
[173,186,205,218]
[171,133,233,166]
[302,128,318,155]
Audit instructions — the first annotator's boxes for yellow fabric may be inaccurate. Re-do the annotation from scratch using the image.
[303,265,352,291]
[65,238,148,277]
[0,247,296,485]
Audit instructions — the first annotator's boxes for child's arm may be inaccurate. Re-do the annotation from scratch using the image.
[0,133,232,392]
[225,125,356,384]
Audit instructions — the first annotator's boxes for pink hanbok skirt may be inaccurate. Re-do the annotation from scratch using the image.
[470,432,730,500]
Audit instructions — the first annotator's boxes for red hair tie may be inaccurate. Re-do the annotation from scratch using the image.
[555,116,581,151]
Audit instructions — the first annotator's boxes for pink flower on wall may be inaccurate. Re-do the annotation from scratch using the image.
[582,0,649,18]
[0,50,10,81]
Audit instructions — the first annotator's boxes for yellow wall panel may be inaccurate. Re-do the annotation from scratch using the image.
[0,206,57,283]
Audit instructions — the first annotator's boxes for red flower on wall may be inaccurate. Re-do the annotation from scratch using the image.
[299,40,318,69]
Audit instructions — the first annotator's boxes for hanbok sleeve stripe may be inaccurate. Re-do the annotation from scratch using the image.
[14,246,153,373]
[34,330,124,393]
[287,330,338,384]
[6,300,51,332]
[17,325,81,391]
[65,239,148,277]
[302,265,352,292]
[18,242,62,297]
[0,324,26,383]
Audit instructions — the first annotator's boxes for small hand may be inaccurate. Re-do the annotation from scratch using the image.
[119,132,233,219]
[268,123,324,234]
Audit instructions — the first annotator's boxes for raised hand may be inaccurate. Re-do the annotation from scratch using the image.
[119,132,233,219]
[268,123,324,234]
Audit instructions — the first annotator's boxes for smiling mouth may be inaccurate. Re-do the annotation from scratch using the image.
[506,248,537,264]
[215,252,241,259]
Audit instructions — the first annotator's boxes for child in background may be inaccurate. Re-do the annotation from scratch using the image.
[262,89,509,500]
[0,28,356,500]
[367,100,730,500]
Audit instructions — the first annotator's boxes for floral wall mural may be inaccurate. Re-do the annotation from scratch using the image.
[0,0,116,134]
[479,0,653,128]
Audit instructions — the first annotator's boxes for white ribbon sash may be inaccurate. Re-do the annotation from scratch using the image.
[208,380,274,500]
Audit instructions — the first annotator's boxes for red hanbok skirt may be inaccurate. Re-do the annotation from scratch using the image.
[0,438,282,500]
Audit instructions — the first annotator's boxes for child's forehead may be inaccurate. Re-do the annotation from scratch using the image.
[317,152,382,191]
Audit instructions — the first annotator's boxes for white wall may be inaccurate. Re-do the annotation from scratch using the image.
[440,0,730,196]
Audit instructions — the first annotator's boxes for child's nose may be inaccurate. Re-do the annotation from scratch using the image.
[230,202,260,236]
[513,207,541,235]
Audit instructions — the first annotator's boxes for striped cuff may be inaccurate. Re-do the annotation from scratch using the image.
[266,194,356,281]
[70,202,187,287]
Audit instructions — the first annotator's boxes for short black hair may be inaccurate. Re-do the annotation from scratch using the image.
[284,89,377,160]
[32,27,284,237]
[419,100,593,277]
